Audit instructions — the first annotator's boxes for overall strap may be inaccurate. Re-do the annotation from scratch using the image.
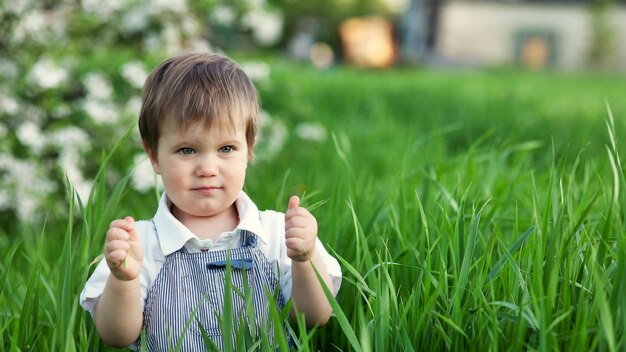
[239,230,258,248]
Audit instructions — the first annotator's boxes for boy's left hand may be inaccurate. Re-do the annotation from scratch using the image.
[285,195,318,262]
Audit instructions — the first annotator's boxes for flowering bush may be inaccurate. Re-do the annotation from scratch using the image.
[0,0,292,224]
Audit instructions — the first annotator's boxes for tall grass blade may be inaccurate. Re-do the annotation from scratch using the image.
[309,257,363,352]
[487,226,535,281]
[593,268,616,352]
[196,318,220,351]
[18,250,42,349]
[433,311,468,339]
[0,239,22,296]
[454,200,489,309]
[266,287,289,352]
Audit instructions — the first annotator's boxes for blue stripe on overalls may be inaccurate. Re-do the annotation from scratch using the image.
[141,223,286,351]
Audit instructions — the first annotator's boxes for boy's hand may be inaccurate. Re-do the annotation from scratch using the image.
[104,216,144,281]
[285,196,318,262]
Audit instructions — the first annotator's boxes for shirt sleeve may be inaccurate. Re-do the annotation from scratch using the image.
[260,210,342,303]
[79,257,109,318]
[312,237,343,296]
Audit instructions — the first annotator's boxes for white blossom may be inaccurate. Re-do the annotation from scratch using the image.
[22,104,46,123]
[84,72,113,100]
[211,5,236,26]
[17,121,46,154]
[242,8,283,46]
[295,122,327,142]
[266,122,288,158]
[241,61,270,84]
[13,10,46,41]
[121,61,148,89]
[3,0,34,15]
[125,96,142,117]
[0,154,56,221]
[0,58,19,79]
[121,4,150,33]
[258,110,271,127]
[17,196,39,221]
[256,111,288,160]
[29,58,68,89]
[132,154,163,192]
[153,0,187,14]
[52,104,72,119]
[188,39,213,54]
[59,150,82,178]
[73,177,94,204]
[0,94,19,115]
[46,8,69,39]
[58,150,92,203]
[81,0,125,18]
[162,24,183,55]
[50,126,91,152]
[63,162,83,188]
[144,33,161,52]
[181,17,202,37]
[83,98,118,124]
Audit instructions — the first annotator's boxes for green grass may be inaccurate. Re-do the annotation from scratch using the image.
[2,61,626,350]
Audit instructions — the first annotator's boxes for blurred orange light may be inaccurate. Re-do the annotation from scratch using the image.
[340,17,396,68]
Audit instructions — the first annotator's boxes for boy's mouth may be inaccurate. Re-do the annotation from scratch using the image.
[192,186,222,193]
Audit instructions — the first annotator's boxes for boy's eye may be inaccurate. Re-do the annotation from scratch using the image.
[219,146,234,153]
[178,147,195,155]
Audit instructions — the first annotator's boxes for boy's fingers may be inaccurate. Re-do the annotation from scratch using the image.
[106,239,130,252]
[285,237,305,251]
[110,218,130,230]
[106,227,129,241]
[288,195,300,210]
[285,227,313,239]
[107,248,129,263]
[124,216,139,241]
[285,212,316,227]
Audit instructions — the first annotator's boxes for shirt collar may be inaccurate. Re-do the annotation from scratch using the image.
[153,191,269,256]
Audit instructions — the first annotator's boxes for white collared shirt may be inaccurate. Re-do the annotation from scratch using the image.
[79,191,342,318]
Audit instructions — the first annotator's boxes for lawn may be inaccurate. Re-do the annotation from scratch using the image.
[2,61,626,351]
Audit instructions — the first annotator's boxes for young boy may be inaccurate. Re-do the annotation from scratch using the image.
[80,52,342,350]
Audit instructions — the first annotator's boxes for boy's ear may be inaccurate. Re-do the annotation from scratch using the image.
[143,142,161,174]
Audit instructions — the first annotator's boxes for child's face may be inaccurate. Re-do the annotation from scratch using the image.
[147,119,249,221]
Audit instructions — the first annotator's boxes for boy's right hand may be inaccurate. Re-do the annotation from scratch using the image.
[104,216,144,281]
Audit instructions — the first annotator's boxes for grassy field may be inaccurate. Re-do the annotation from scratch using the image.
[2,61,626,351]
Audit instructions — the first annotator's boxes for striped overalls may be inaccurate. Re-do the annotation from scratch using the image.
[141,227,285,351]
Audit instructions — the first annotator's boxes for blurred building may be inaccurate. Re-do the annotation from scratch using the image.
[436,0,626,70]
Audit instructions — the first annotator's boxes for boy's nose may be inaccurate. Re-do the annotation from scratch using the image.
[195,154,218,176]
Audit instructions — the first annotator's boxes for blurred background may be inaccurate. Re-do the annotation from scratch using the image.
[0,0,625,228]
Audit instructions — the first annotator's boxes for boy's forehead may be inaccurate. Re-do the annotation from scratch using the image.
[160,117,245,137]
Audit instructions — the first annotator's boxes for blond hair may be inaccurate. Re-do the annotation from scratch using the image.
[139,53,259,159]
